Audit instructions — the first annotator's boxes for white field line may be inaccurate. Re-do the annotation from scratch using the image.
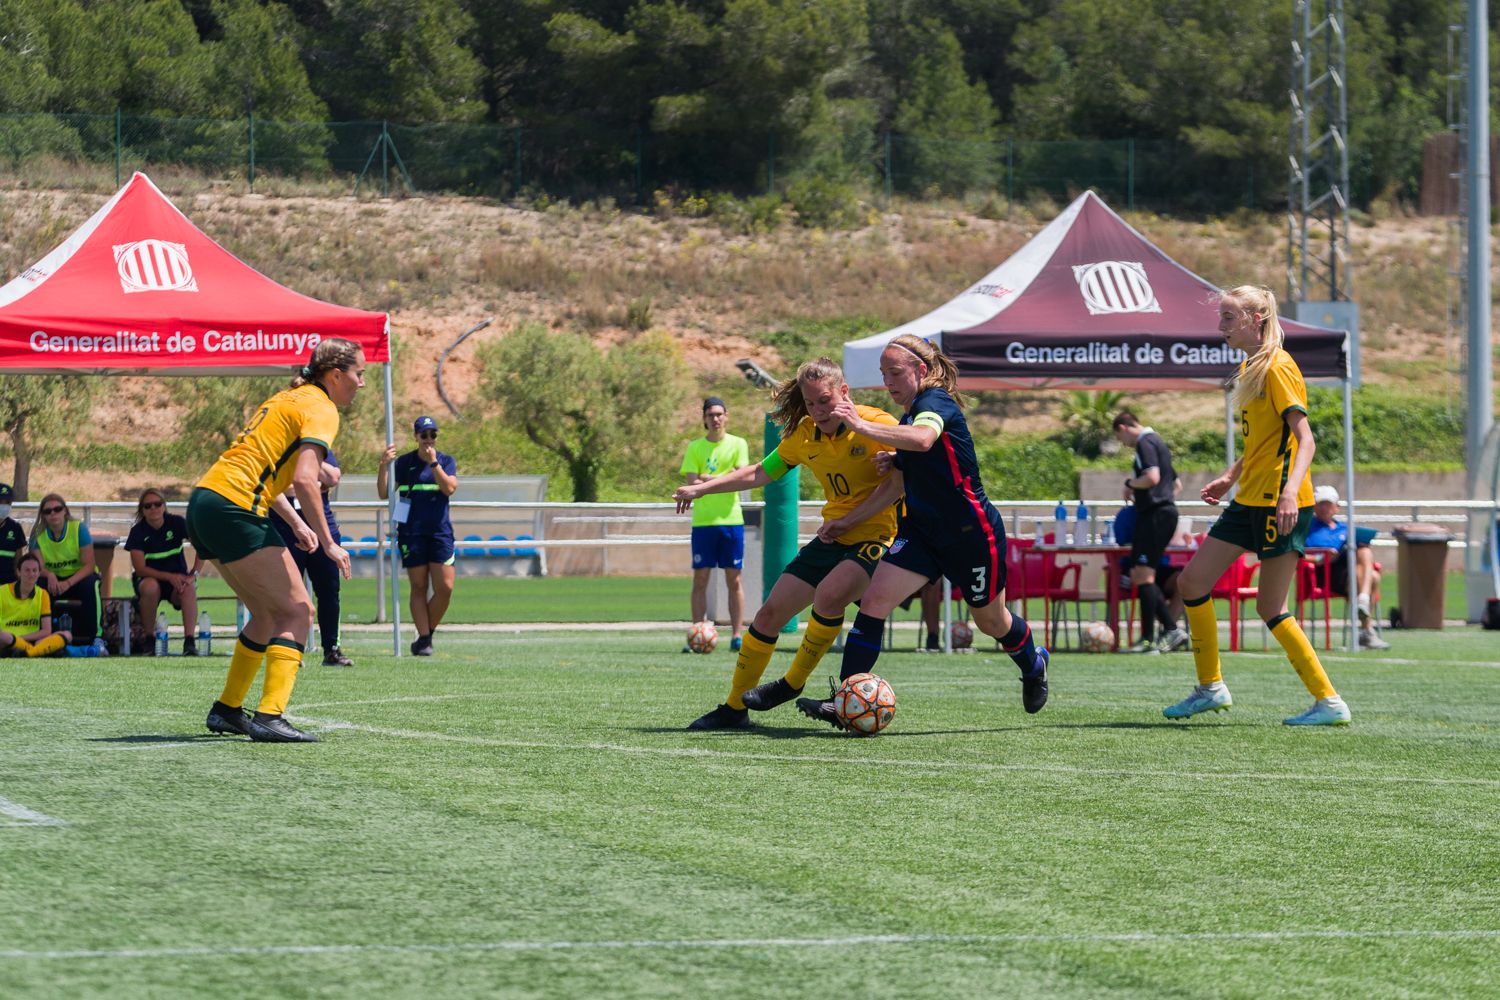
[293,694,474,710]
[0,796,67,827]
[293,716,1500,789]
[3,927,1497,962]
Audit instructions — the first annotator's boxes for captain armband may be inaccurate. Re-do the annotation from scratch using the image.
[762,450,791,481]
[911,411,945,435]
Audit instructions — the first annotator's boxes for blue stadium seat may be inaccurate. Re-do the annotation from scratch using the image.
[514,534,538,557]
[487,535,512,557]
[460,534,486,558]
[358,535,377,558]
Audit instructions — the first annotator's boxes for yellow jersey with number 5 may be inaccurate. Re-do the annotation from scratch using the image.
[1237,349,1314,508]
[771,405,899,546]
[196,383,339,516]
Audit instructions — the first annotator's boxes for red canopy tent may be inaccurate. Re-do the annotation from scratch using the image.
[843,190,1347,390]
[0,173,410,652]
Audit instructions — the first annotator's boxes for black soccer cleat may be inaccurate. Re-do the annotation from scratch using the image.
[411,634,433,657]
[795,696,847,731]
[181,638,197,657]
[246,712,320,743]
[740,677,803,712]
[322,646,354,667]
[687,703,751,730]
[1021,647,1050,714]
[205,701,252,736]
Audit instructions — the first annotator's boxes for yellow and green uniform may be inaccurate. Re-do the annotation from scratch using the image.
[1236,348,1314,509]
[763,406,900,546]
[0,582,64,657]
[197,383,339,516]
[33,520,85,578]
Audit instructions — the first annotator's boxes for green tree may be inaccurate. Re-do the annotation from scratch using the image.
[0,0,63,111]
[1056,389,1126,460]
[476,325,690,502]
[891,23,1001,194]
[0,374,91,500]
[206,0,328,121]
[178,375,284,469]
[89,0,216,115]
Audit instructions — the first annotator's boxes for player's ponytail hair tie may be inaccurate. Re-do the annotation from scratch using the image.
[299,364,313,379]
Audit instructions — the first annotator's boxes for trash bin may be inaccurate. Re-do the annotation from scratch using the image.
[1392,523,1454,629]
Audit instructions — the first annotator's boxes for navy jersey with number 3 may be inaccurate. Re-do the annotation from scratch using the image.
[896,387,996,540]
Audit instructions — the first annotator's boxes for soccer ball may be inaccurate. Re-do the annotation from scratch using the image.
[686,620,718,654]
[834,672,897,735]
[1081,621,1115,653]
[949,620,974,649]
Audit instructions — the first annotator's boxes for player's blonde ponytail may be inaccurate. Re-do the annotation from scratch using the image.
[1225,286,1285,413]
[770,357,845,435]
[290,338,362,388]
[889,334,965,408]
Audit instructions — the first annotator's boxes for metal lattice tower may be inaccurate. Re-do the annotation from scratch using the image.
[1286,0,1351,306]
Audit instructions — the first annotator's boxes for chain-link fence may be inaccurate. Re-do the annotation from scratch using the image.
[0,110,1269,211]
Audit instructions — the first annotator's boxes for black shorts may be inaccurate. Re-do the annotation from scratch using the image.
[882,514,1008,609]
[1130,504,1178,569]
[783,537,887,588]
[132,573,186,608]
[1325,549,1352,595]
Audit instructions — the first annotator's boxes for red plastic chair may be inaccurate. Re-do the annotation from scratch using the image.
[1210,555,1260,651]
[1006,537,1036,620]
[1028,533,1084,648]
[1296,557,1334,649]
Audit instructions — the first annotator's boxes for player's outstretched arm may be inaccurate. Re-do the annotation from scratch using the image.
[673,462,773,513]
[830,397,937,452]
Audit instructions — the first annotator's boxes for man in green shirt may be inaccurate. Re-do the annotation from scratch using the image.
[679,397,749,650]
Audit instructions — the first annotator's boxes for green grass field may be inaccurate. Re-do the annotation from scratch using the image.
[4,629,1497,998]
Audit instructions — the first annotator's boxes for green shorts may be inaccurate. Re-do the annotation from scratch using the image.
[1207,501,1313,559]
[783,537,888,588]
[186,487,285,564]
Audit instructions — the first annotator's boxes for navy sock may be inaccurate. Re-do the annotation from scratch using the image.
[839,612,886,681]
[999,614,1040,677]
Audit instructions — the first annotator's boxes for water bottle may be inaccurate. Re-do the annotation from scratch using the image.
[1053,501,1067,544]
[155,610,170,657]
[56,611,72,636]
[1033,518,1046,541]
[1074,500,1090,545]
[196,610,212,657]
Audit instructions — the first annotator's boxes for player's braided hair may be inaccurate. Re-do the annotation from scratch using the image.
[1223,285,1286,413]
[770,357,844,435]
[289,338,362,389]
[888,334,964,408]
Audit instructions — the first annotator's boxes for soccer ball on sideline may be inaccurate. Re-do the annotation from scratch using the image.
[686,620,718,654]
[834,672,897,735]
[949,620,974,649]
[1081,621,1115,653]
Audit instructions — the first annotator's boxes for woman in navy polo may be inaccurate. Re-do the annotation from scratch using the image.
[377,415,458,656]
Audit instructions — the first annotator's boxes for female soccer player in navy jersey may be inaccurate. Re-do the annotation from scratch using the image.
[796,334,1049,727]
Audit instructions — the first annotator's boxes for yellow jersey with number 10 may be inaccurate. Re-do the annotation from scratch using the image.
[772,405,900,546]
[196,383,339,516]
[1237,348,1314,508]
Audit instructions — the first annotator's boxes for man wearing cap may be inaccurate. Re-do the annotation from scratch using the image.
[679,397,749,650]
[379,416,459,656]
[0,484,25,588]
[1308,484,1389,649]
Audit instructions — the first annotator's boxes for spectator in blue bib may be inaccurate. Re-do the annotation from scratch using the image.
[378,415,459,656]
[0,483,26,588]
[126,488,203,656]
[1307,485,1389,650]
[30,492,101,645]
[271,453,353,666]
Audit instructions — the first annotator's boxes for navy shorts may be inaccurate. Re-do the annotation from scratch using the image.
[399,532,456,569]
[691,525,744,570]
[132,573,186,608]
[882,514,1008,609]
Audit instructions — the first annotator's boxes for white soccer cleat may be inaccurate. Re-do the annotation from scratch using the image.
[1162,682,1232,719]
[1358,628,1391,650]
[1283,695,1352,727]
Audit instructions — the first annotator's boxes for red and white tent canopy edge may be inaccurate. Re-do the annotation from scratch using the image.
[842,190,1347,391]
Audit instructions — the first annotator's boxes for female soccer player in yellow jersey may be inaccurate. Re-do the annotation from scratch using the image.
[1167,286,1351,726]
[188,339,365,743]
[673,358,903,730]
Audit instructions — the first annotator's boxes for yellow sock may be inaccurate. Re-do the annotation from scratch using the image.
[727,628,778,709]
[219,635,267,709]
[1184,597,1222,686]
[25,634,65,657]
[257,640,304,717]
[785,610,844,692]
[11,638,33,656]
[1269,614,1336,700]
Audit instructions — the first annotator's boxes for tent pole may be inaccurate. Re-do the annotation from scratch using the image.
[1342,375,1360,651]
[384,358,402,656]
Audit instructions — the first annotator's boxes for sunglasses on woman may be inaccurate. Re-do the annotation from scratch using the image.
[142,500,165,510]
[42,505,64,515]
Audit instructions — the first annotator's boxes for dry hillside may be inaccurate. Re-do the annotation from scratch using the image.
[0,185,1477,500]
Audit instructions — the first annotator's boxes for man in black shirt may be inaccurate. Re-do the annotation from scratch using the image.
[1113,412,1186,653]
[0,483,24,587]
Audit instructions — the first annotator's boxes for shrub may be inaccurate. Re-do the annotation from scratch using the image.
[786,176,864,230]
[978,436,1077,500]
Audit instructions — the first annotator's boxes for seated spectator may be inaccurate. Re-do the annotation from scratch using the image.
[30,492,101,645]
[1113,503,1189,652]
[0,482,24,588]
[0,552,70,657]
[126,488,202,656]
[1308,485,1389,650]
